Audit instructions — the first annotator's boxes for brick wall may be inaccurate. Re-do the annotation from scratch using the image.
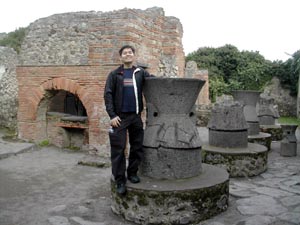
[17,7,193,155]
[17,65,110,152]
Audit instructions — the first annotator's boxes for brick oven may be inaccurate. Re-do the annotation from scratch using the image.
[16,7,208,155]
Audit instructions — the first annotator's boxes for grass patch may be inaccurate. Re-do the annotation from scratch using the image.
[278,117,300,126]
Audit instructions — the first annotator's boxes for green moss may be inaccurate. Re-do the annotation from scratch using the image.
[1,127,18,142]
[122,200,129,210]
[137,194,149,206]
[39,139,49,147]
[67,145,80,151]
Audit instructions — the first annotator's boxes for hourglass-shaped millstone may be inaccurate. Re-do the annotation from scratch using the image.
[141,77,205,179]
[111,77,230,225]
[202,98,269,177]
[207,100,249,148]
[232,90,261,135]
[280,124,298,156]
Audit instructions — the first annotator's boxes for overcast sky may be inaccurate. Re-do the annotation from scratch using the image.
[1,0,299,61]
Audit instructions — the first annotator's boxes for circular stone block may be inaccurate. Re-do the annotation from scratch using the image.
[202,143,268,177]
[140,146,202,179]
[111,164,229,225]
[209,129,248,148]
[247,121,261,135]
[248,132,272,150]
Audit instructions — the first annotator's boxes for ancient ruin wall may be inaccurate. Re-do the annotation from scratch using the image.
[19,7,185,76]
[263,77,297,117]
[16,7,186,151]
[0,47,18,129]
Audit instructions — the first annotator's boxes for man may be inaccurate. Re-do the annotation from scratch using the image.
[104,45,152,195]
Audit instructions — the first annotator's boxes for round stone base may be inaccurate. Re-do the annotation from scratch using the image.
[248,132,272,150]
[260,125,282,141]
[111,164,229,225]
[202,143,268,177]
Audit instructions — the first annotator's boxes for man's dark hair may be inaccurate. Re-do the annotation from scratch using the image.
[119,45,135,56]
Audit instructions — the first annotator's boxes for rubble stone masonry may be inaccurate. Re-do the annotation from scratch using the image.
[16,7,188,154]
[0,47,18,129]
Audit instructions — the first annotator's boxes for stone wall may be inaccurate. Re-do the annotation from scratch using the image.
[16,7,187,153]
[0,47,18,129]
[185,61,210,105]
[263,77,297,117]
[19,7,185,76]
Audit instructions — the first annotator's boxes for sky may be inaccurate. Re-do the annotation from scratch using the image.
[1,0,299,61]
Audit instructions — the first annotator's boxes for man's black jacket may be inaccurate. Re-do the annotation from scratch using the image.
[104,65,152,119]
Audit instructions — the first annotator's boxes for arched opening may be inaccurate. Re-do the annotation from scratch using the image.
[45,90,89,149]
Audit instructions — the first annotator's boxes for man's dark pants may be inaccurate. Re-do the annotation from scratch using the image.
[109,112,144,185]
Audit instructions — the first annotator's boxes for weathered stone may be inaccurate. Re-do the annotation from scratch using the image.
[248,132,272,150]
[70,217,105,225]
[48,205,67,213]
[112,77,229,224]
[203,96,269,178]
[237,215,277,225]
[141,146,202,179]
[203,143,268,177]
[263,77,297,117]
[278,212,300,224]
[253,187,293,198]
[260,124,283,141]
[143,77,205,149]
[280,195,300,207]
[236,195,288,215]
[0,47,18,130]
[111,164,229,225]
[280,124,298,157]
[207,100,248,148]
[48,216,70,225]
[232,90,261,135]
[141,77,205,179]
[258,94,280,125]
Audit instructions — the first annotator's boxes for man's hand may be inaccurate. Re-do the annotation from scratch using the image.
[110,116,121,127]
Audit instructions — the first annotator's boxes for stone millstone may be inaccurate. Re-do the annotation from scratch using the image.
[140,146,202,179]
[111,164,229,225]
[248,132,272,150]
[202,143,268,177]
[111,77,230,224]
[207,100,249,148]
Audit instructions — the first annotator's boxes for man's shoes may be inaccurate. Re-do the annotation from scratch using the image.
[116,183,126,195]
[128,175,140,183]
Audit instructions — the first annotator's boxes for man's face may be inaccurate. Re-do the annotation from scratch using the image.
[120,48,135,64]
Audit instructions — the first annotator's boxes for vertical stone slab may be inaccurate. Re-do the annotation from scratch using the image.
[280,124,298,156]
[232,90,261,135]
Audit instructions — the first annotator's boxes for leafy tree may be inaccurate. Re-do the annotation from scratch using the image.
[186,47,221,77]
[273,50,300,96]
[0,27,27,53]
[209,75,229,102]
[186,45,274,101]
[235,50,272,91]
[214,45,239,83]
